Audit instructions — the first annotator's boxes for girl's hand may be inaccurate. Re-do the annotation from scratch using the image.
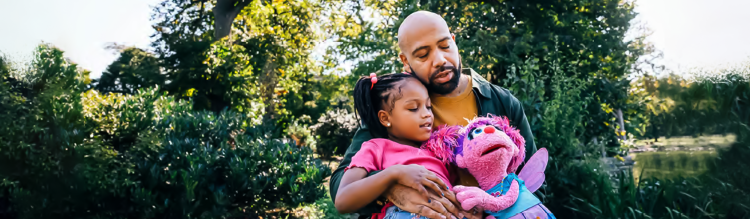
[388,164,449,204]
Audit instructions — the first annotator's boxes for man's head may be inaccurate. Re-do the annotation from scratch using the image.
[398,11,461,95]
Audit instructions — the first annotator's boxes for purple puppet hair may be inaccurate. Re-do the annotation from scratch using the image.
[455,115,526,173]
[420,125,463,165]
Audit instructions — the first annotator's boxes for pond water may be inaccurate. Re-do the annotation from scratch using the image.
[628,134,736,183]
[631,150,717,183]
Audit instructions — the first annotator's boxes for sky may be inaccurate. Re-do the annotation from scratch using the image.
[0,0,160,78]
[1,0,749,79]
[634,0,750,73]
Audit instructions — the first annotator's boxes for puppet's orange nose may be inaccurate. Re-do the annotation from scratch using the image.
[484,126,495,134]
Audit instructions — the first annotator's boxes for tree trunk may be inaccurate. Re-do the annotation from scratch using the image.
[592,137,605,158]
[615,108,626,140]
[213,0,252,39]
[260,55,278,122]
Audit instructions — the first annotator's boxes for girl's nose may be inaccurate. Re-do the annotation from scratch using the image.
[484,126,495,134]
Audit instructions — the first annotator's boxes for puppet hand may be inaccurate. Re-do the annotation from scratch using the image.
[453,186,490,211]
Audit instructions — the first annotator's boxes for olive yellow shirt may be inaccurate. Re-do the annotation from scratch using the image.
[430,76,479,186]
[430,76,478,127]
[430,76,481,187]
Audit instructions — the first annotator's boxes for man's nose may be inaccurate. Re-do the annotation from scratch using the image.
[433,52,447,69]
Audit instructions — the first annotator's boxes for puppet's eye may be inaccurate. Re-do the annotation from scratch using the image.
[469,128,483,140]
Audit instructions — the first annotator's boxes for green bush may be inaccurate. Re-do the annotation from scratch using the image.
[287,115,317,150]
[0,44,331,218]
[311,109,358,158]
[127,111,331,218]
[0,44,127,218]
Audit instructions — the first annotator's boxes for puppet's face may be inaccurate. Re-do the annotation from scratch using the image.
[456,125,519,178]
[452,116,525,190]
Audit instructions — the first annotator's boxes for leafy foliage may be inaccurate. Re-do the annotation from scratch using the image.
[0,44,331,218]
[337,0,647,155]
[150,0,356,127]
[2,0,750,218]
[331,1,750,218]
[94,46,165,94]
[311,109,358,158]
[634,72,750,139]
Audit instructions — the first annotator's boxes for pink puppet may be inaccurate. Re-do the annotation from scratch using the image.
[450,115,555,219]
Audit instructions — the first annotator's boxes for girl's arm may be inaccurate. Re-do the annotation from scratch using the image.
[335,164,447,214]
[334,167,396,214]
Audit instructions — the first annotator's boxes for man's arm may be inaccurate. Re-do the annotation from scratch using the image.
[329,127,384,214]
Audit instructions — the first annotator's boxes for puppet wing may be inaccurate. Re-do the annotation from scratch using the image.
[517,148,549,193]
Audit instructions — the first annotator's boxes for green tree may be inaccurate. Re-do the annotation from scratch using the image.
[1,44,332,218]
[635,70,750,139]
[151,0,357,130]
[94,46,165,94]
[333,0,648,155]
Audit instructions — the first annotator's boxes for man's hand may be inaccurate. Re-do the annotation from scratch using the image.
[445,188,484,219]
[382,165,483,219]
[385,184,457,219]
[441,187,483,219]
[384,184,483,219]
[389,164,448,202]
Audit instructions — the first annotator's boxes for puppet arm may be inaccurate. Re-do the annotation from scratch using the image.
[454,180,520,212]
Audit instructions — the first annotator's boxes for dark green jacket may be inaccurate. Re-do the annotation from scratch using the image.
[329,69,537,216]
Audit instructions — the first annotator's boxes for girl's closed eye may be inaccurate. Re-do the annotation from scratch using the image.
[405,103,419,112]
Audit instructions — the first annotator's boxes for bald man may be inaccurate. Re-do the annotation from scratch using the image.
[330,11,537,219]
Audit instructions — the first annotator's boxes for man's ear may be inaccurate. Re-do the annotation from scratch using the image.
[399,53,410,73]
[456,155,466,168]
[378,109,391,128]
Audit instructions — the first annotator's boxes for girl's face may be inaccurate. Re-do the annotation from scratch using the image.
[378,78,434,144]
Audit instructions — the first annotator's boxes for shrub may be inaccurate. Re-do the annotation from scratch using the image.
[0,44,331,218]
[127,111,331,218]
[287,115,317,150]
[0,44,127,218]
[311,109,358,158]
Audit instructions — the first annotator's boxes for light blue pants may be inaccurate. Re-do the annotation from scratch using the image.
[382,206,429,219]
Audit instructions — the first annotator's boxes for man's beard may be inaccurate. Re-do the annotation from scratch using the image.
[410,64,461,95]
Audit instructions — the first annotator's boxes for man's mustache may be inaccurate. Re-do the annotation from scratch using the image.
[429,65,458,81]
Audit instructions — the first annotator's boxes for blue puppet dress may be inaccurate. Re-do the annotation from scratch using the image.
[485,173,555,219]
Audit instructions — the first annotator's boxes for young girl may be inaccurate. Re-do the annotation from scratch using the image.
[334,72,460,219]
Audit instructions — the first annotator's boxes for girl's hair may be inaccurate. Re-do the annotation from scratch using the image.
[353,73,415,138]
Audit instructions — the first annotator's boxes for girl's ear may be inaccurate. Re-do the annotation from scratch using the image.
[378,109,391,128]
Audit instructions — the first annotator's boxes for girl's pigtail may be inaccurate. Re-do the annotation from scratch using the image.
[353,76,382,137]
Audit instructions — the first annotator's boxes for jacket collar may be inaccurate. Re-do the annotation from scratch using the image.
[464,68,491,99]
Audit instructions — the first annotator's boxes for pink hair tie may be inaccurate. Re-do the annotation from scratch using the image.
[369,73,378,89]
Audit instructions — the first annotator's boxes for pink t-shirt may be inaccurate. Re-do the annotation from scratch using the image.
[346,138,454,188]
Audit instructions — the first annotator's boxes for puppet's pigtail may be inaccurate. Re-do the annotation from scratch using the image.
[421,125,462,164]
